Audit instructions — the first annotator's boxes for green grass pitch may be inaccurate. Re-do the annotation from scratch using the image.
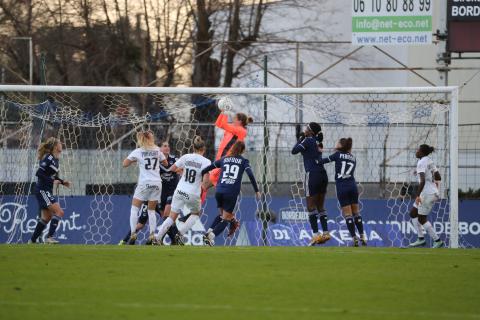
[0,245,479,320]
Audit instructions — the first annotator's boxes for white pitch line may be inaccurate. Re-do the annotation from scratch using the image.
[0,300,479,319]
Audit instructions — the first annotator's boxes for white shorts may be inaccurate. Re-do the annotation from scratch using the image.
[171,189,201,214]
[416,194,439,216]
[133,182,162,201]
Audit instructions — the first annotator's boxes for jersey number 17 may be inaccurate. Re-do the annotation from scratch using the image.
[338,161,354,179]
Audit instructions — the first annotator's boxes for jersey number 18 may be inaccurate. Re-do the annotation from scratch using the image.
[185,168,196,183]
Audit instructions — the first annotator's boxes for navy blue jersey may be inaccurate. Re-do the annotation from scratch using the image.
[159,154,179,193]
[291,137,326,172]
[35,153,59,191]
[321,151,356,184]
[202,155,259,195]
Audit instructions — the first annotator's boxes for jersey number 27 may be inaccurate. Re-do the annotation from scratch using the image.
[144,157,158,170]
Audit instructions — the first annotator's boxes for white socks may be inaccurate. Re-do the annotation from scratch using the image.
[156,217,174,241]
[207,231,215,241]
[147,210,157,234]
[178,214,199,235]
[423,221,440,241]
[130,205,140,233]
[412,217,424,238]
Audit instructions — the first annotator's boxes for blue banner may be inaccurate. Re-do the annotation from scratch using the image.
[1,195,479,247]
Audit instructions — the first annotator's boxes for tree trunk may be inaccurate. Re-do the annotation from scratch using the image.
[191,0,221,160]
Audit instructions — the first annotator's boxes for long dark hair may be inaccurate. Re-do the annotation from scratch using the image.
[227,141,246,157]
[337,137,353,153]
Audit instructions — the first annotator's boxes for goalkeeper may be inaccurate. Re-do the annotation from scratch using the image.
[204,98,253,238]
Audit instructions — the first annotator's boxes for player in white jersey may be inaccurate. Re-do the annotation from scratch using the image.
[408,144,444,248]
[123,131,167,244]
[155,136,211,245]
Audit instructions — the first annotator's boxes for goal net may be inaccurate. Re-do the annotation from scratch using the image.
[0,85,459,248]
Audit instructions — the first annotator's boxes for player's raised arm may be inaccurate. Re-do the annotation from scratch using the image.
[291,122,330,246]
[291,132,307,154]
[216,112,252,137]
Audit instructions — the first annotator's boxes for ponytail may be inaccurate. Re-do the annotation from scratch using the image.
[337,137,353,153]
[37,137,60,160]
[419,144,435,156]
[236,113,253,127]
[193,135,205,151]
[227,141,246,157]
[136,130,155,149]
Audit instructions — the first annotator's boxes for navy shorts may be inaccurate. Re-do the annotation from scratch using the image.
[35,189,57,209]
[215,192,238,213]
[138,205,149,224]
[159,189,174,211]
[305,170,328,197]
[336,183,359,207]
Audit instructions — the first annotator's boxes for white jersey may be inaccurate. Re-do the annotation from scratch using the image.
[174,153,211,197]
[127,147,166,184]
[416,156,439,195]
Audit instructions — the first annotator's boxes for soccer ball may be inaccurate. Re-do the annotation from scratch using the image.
[217,97,232,111]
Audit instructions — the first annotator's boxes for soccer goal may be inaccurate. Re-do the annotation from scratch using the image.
[0,85,460,248]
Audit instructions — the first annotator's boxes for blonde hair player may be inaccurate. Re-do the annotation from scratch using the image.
[154,136,211,245]
[29,137,72,244]
[123,130,167,244]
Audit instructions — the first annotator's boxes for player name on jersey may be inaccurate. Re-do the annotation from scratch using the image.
[223,157,243,164]
[339,153,355,161]
[141,150,160,157]
[184,160,203,169]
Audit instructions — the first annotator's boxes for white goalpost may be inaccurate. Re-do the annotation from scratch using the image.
[0,85,459,248]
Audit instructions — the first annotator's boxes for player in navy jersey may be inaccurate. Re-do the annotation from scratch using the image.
[119,141,180,245]
[201,141,260,246]
[291,122,330,246]
[29,137,72,244]
[320,137,366,247]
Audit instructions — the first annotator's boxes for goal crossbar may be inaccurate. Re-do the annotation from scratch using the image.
[0,84,458,95]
